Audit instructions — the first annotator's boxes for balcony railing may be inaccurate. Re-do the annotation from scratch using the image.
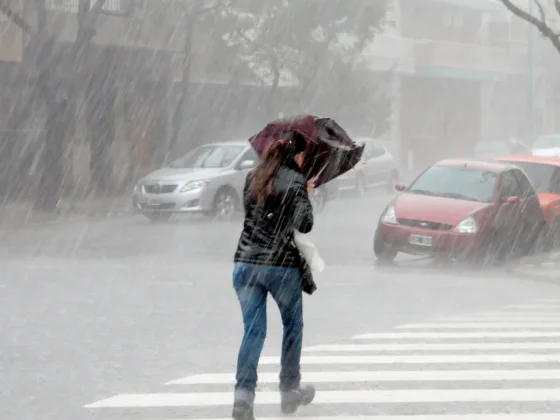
[413,40,526,74]
[361,35,415,72]
[46,0,131,15]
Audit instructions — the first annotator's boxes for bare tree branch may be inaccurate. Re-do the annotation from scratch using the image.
[501,0,549,32]
[0,0,34,34]
[91,0,108,16]
[34,0,47,32]
[534,0,546,22]
[500,0,560,53]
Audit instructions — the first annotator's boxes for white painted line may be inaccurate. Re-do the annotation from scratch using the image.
[259,354,560,365]
[323,282,363,287]
[303,342,560,352]
[397,323,560,329]
[144,416,560,420]
[84,388,560,408]
[352,332,560,339]
[167,369,560,385]
[473,312,560,316]
[146,282,194,286]
[444,317,560,322]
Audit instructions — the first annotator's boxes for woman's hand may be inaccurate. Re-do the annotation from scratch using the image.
[307,178,316,193]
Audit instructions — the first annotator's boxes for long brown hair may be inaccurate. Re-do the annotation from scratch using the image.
[249,131,306,206]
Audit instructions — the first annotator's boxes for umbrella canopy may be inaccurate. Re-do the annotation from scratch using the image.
[249,114,365,187]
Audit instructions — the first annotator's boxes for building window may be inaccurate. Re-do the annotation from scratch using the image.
[443,10,464,28]
[47,0,125,14]
[443,11,453,26]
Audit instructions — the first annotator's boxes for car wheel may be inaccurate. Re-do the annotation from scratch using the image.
[144,212,172,222]
[310,187,326,213]
[213,187,239,220]
[355,174,366,197]
[475,229,509,267]
[550,219,560,250]
[532,221,554,254]
[386,170,399,193]
[373,229,398,262]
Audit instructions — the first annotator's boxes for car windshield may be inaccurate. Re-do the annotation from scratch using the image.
[533,135,560,149]
[169,145,245,169]
[408,166,498,203]
[504,161,560,194]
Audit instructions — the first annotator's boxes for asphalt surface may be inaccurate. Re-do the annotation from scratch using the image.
[2,189,560,420]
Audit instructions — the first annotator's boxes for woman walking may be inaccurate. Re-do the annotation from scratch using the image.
[232,131,316,420]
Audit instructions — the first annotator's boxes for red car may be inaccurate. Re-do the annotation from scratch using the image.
[496,155,560,247]
[374,159,548,262]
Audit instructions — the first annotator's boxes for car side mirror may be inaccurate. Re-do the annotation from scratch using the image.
[506,196,520,204]
[239,160,256,170]
[395,183,406,192]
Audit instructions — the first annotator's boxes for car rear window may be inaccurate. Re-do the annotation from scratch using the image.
[504,161,560,194]
[408,166,498,203]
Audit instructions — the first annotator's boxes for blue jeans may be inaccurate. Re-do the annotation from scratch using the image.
[233,262,303,394]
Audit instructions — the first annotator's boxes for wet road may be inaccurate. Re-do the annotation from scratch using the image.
[2,190,560,420]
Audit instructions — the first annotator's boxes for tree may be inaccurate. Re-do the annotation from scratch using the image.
[0,0,109,210]
[309,57,393,137]
[168,0,234,156]
[499,0,560,53]
[224,0,391,128]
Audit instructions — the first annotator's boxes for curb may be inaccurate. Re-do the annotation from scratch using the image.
[507,264,558,282]
[0,209,134,230]
[506,251,560,282]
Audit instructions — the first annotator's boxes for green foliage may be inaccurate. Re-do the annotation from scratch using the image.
[225,0,389,83]
[218,0,393,134]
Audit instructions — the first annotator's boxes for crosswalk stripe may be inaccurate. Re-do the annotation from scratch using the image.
[444,317,560,321]
[84,388,560,408]
[85,300,560,417]
[472,312,560,316]
[507,304,560,309]
[166,369,560,385]
[149,417,560,420]
[303,342,560,351]
[397,323,560,329]
[352,332,560,339]
[259,354,560,364]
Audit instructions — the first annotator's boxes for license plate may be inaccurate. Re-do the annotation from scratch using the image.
[409,234,433,247]
[147,199,161,205]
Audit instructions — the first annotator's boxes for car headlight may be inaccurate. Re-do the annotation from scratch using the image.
[382,205,398,224]
[180,180,209,192]
[133,183,142,193]
[454,216,478,234]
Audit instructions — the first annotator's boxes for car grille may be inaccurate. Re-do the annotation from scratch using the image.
[142,203,176,210]
[398,218,453,231]
[143,184,178,194]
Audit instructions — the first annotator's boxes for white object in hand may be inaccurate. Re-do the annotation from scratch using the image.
[294,232,325,272]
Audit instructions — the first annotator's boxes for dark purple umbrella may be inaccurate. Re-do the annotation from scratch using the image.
[249,114,365,187]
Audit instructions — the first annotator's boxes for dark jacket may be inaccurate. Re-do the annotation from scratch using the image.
[234,159,314,267]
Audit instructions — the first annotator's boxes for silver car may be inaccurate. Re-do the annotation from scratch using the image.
[132,141,258,221]
[336,138,399,195]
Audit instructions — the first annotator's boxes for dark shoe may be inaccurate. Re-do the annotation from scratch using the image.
[232,401,254,420]
[280,385,315,414]
[232,388,255,420]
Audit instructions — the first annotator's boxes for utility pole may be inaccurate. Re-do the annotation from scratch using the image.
[527,0,536,143]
